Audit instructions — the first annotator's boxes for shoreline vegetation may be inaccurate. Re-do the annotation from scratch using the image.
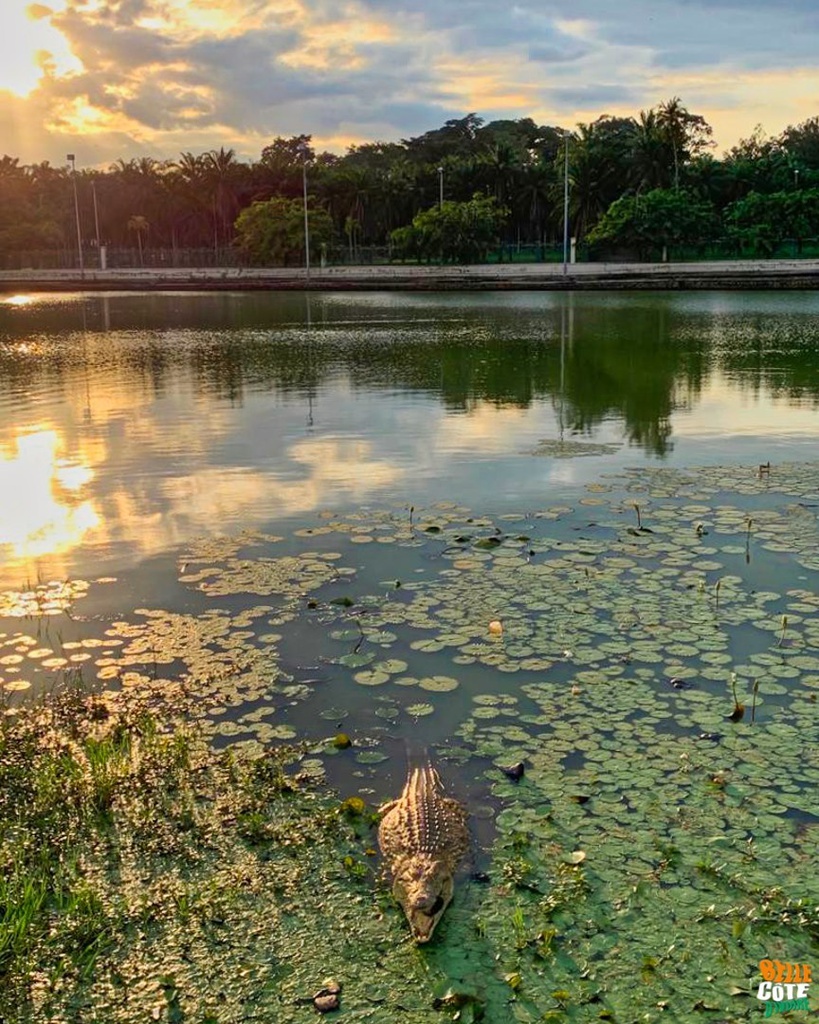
[2,259,819,293]
[0,687,410,1023]
[4,108,819,270]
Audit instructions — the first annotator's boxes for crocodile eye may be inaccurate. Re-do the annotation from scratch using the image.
[429,896,445,916]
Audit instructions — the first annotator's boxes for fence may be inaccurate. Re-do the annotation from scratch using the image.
[4,238,819,271]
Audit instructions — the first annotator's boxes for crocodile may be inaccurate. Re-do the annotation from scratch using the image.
[377,763,469,943]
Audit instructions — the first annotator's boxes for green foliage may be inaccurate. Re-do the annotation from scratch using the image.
[0,693,370,1020]
[725,188,819,253]
[233,196,333,265]
[778,115,819,169]
[587,188,718,258]
[391,194,508,263]
[7,100,819,258]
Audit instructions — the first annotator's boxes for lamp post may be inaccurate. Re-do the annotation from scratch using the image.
[299,144,311,285]
[91,178,101,249]
[67,153,84,278]
[91,178,108,269]
[437,165,444,208]
[562,131,570,277]
[795,168,800,190]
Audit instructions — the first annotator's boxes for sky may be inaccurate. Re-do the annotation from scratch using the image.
[1,0,819,168]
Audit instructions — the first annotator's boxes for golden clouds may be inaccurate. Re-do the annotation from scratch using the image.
[279,7,396,70]
[0,0,77,96]
[435,57,538,112]
[646,66,819,156]
[1,0,819,178]
[135,0,289,41]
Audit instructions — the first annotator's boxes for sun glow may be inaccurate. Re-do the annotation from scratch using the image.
[0,428,100,564]
[0,2,77,96]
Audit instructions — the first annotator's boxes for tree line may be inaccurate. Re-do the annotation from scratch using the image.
[2,99,819,264]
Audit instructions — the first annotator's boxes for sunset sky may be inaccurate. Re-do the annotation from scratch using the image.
[2,0,819,168]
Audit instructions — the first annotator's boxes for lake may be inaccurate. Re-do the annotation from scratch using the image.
[2,288,818,1019]
[1,289,818,590]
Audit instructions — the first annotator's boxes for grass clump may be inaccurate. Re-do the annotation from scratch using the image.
[0,692,199,1010]
[0,692,398,1023]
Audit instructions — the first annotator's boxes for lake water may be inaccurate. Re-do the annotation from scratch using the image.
[2,284,818,742]
[2,289,819,1015]
[1,289,818,760]
[1,289,818,591]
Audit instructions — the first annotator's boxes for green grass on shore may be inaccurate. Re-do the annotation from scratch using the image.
[0,691,416,1022]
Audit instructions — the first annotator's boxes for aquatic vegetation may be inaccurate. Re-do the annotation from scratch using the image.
[0,578,90,618]
[1,462,819,1020]
[0,694,458,1023]
[528,438,622,458]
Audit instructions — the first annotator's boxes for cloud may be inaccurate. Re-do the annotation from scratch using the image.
[528,45,590,64]
[0,0,818,165]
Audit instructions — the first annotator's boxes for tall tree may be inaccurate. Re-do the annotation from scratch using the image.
[202,147,242,250]
[127,214,149,265]
[258,135,314,197]
[656,97,714,189]
[778,116,819,169]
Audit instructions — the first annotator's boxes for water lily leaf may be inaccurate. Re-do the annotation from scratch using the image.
[355,750,388,764]
[337,652,375,668]
[353,669,390,687]
[374,659,408,674]
[405,703,435,717]
[419,675,459,692]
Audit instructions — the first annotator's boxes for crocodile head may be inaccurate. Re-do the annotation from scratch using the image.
[392,855,455,943]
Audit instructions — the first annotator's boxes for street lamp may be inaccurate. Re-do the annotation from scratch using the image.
[91,178,108,270]
[67,153,84,278]
[298,143,311,285]
[437,166,444,208]
[562,131,570,277]
[795,168,800,190]
[91,179,101,250]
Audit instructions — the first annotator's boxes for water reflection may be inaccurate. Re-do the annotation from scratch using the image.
[1,290,818,587]
[0,428,99,564]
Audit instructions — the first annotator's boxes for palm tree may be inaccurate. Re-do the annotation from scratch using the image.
[514,161,557,244]
[657,97,714,190]
[631,110,673,191]
[481,141,519,208]
[559,127,613,239]
[657,97,686,190]
[173,152,212,248]
[202,147,241,251]
[127,214,149,265]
